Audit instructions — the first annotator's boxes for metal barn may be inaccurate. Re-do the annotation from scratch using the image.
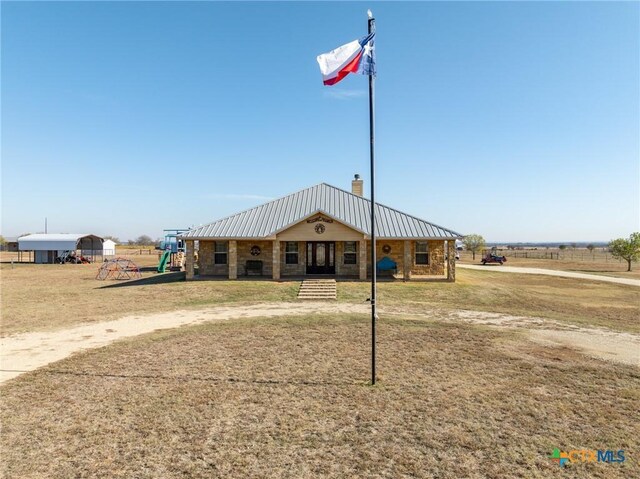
[18,234,105,263]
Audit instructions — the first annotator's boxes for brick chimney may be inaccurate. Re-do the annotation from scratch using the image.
[351,174,363,196]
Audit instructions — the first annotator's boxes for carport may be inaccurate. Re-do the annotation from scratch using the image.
[18,234,104,263]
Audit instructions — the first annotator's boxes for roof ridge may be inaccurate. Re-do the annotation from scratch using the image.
[319,183,462,237]
[183,182,462,239]
[185,183,327,235]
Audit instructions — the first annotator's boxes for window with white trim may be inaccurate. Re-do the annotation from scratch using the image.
[415,242,429,265]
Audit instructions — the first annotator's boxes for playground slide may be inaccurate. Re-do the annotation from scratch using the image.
[157,251,171,273]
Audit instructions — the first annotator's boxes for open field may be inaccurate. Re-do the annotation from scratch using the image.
[2,250,638,477]
[2,314,638,478]
[2,252,638,336]
[458,250,640,279]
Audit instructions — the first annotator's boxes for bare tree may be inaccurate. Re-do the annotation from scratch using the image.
[135,235,155,246]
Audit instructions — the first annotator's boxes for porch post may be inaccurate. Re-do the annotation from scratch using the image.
[403,240,411,281]
[229,240,237,280]
[359,238,367,280]
[272,240,280,280]
[447,240,456,282]
[185,240,194,280]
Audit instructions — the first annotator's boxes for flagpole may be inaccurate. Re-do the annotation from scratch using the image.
[368,11,377,386]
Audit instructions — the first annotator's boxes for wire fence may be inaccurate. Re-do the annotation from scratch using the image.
[116,248,156,255]
[501,251,623,262]
[462,249,626,263]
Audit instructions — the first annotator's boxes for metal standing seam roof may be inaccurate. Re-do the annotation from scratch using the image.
[181,183,462,240]
[17,234,101,242]
[17,234,104,251]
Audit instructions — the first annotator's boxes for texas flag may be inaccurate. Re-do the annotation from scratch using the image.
[317,32,376,86]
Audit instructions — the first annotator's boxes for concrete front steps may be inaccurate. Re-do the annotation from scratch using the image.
[297,279,337,300]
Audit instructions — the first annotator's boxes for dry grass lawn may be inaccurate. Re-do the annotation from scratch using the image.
[458,251,640,279]
[1,314,638,478]
[2,255,638,335]
[340,271,640,334]
[0,257,298,335]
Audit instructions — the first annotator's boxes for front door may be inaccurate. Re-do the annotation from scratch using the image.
[306,242,335,274]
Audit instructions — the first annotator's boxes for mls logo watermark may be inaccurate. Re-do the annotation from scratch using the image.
[550,448,625,467]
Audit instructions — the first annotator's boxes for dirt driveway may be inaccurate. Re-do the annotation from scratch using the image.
[2,303,638,384]
[0,303,367,384]
[458,263,640,287]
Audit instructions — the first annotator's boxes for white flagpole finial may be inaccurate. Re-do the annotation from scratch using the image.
[367,9,373,19]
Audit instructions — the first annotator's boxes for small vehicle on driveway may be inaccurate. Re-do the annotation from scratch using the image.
[481,249,507,265]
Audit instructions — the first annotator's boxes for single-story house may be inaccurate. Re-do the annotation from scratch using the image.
[18,233,104,263]
[180,178,462,281]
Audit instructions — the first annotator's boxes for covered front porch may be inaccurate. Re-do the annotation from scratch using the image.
[184,238,457,282]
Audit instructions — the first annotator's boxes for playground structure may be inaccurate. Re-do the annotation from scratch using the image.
[96,258,142,280]
[157,229,188,273]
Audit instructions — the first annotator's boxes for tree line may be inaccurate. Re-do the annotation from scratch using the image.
[102,235,160,247]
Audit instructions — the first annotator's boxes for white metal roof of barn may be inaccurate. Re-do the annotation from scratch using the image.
[182,183,461,240]
[18,233,103,251]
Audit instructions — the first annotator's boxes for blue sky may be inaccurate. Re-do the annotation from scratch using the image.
[2,1,638,242]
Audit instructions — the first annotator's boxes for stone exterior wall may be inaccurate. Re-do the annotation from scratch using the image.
[193,238,449,279]
[364,240,446,277]
[365,240,404,277]
[236,240,273,277]
[446,239,456,282]
[198,240,229,276]
[277,241,360,277]
[281,241,306,277]
[185,240,195,279]
[336,241,360,277]
[410,240,445,276]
